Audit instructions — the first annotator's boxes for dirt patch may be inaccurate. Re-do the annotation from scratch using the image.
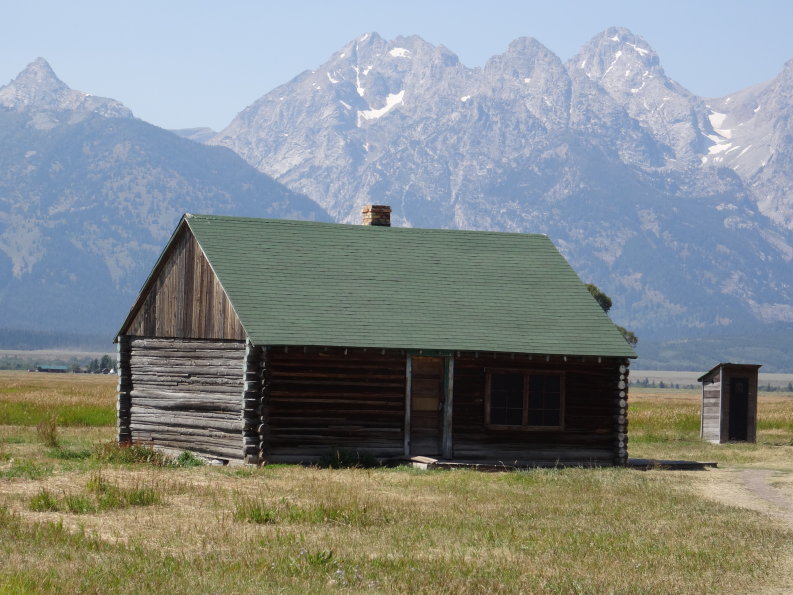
[697,467,793,594]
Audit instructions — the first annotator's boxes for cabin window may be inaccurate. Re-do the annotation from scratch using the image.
[485,371,564,429]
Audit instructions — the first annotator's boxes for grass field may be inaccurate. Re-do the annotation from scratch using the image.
[1,371,793,593]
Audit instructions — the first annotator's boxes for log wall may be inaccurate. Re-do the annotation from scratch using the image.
[243,343,265,463]
[117,336,132,443]
[264,347,406,462]
[125,338,247,461]
[452,354,627,466]
[125,227,245,340]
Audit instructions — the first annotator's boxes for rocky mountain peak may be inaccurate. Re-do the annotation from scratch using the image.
[482,36,570,129]
[0,58,69,109]
[485,36,560,74]
[573,27,663,93]
[570,27,711,166]
[14,57,65,88]
[0,58,133,119]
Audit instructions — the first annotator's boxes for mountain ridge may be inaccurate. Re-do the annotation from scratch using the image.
[2,34,793,369]
[0,59,328,336]
[209,28,793,343]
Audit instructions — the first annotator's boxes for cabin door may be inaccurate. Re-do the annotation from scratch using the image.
[728,377,749,441]
[409,356,445,456]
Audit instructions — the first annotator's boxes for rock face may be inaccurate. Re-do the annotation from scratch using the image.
[0,59,327,336]
[704,58,793,229]
[0,58,133,119]
[211,28,793,341]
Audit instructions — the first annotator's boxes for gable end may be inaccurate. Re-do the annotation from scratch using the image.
[118,221,245,340]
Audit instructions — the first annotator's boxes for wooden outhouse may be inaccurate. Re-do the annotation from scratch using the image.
[115,208,636,466]
[698,363,761,443]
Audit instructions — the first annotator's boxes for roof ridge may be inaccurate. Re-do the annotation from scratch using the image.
[184,213,551,239]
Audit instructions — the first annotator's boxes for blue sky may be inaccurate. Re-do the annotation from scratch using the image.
[2,0,792,130]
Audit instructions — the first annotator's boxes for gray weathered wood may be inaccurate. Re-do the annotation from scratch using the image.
[125,337,245,460]
[442,357,454,459]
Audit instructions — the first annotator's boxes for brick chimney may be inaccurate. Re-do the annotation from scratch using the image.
[361,205,392,227]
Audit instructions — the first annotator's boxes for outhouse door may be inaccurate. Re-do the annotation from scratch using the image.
[728,377,749,441]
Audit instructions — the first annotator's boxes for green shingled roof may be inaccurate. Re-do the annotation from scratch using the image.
[181,214,634,358]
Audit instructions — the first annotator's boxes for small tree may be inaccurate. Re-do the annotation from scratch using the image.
[586,283,638,347]
[585,284,612,314]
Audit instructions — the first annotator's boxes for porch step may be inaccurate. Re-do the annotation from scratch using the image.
[403,456,718,471]
[626,458,718,471]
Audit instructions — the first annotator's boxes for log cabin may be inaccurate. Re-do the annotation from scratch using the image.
[115,206,636,466]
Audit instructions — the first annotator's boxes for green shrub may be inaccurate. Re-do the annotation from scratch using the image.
[63,494,95,514]
[317,448,377,469]
[302,550,334,566]
[123,486,160,507]
[234,498,278,524]
[49,447,92,461]
[92,441,167,466]
[36,417,59,448]
[88,472,160,509]
[172,451,205,467]
[27,473,161,515]
[0,459,53,480]
[285,503,369,526]
[29,489,60,512]
[232,496,371,527]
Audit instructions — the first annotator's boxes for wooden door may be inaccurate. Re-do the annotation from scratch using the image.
[728,377,749,441]
[409,356,445,456]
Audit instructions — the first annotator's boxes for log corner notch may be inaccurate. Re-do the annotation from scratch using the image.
[614,359,630,465]
[243,341,265,464]
[117,335,132,444]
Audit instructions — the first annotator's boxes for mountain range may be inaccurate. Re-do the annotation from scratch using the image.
[1,28,792,370]
[0,58,326,336]
[208,28,793,347]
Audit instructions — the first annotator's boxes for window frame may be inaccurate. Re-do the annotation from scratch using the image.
[484,368,565,431]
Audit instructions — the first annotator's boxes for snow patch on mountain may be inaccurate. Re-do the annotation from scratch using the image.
[357,90,405,125]
[389,48,410,58]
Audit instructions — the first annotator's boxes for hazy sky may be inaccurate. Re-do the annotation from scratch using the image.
[2,0,792,131]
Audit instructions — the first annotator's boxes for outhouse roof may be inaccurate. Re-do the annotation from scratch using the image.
[697,362,762,383]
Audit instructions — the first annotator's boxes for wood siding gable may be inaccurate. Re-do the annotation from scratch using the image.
[120,222,245,340]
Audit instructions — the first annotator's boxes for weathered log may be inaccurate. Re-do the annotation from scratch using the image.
[130,338,244,350]
[131,410,241,429]
[141,439,243,461]
[131,422,241,439]
[131,397,241,413]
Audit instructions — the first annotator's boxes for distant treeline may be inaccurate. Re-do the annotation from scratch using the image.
[630,378,698,390]
[0,328,112,351]
[0,353,115,372]
[631,377,793,392]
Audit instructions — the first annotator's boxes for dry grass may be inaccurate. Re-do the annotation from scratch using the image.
[0,370,116,427]
[2,464,791,593]
[629,387,793,469]
[1,375,793,592]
